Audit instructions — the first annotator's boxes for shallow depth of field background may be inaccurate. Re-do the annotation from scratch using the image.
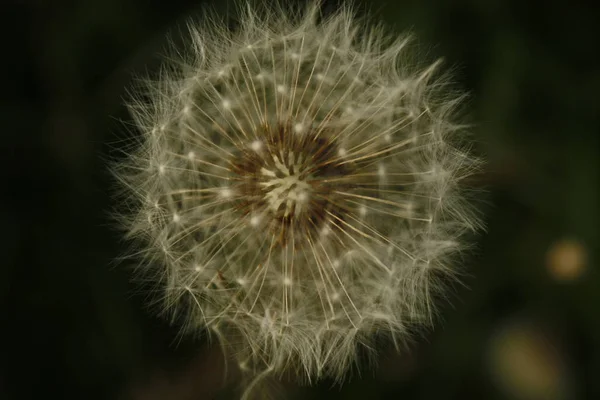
[2,0,598,399]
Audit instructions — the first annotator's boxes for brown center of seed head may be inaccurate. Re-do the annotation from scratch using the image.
[230,123,353,247]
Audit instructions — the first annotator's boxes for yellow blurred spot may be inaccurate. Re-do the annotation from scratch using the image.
[546,238,587,282]
[487,320,572,400]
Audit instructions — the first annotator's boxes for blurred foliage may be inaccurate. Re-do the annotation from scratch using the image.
[2,0,598,399]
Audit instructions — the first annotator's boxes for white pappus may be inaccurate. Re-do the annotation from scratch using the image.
[112,1,483,397]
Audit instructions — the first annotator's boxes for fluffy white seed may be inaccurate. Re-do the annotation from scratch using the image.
[113,1,482,397]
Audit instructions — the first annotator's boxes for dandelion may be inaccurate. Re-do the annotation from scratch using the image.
[113,1,482,397]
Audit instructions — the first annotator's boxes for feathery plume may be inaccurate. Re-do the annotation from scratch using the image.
[112,1,482,396]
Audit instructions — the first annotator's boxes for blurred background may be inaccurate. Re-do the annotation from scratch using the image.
[2,0,598,399]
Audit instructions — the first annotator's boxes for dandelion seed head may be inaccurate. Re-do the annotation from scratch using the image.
[113,0,482,393]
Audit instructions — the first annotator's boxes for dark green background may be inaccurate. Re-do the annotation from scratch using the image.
[2,0,598,399]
